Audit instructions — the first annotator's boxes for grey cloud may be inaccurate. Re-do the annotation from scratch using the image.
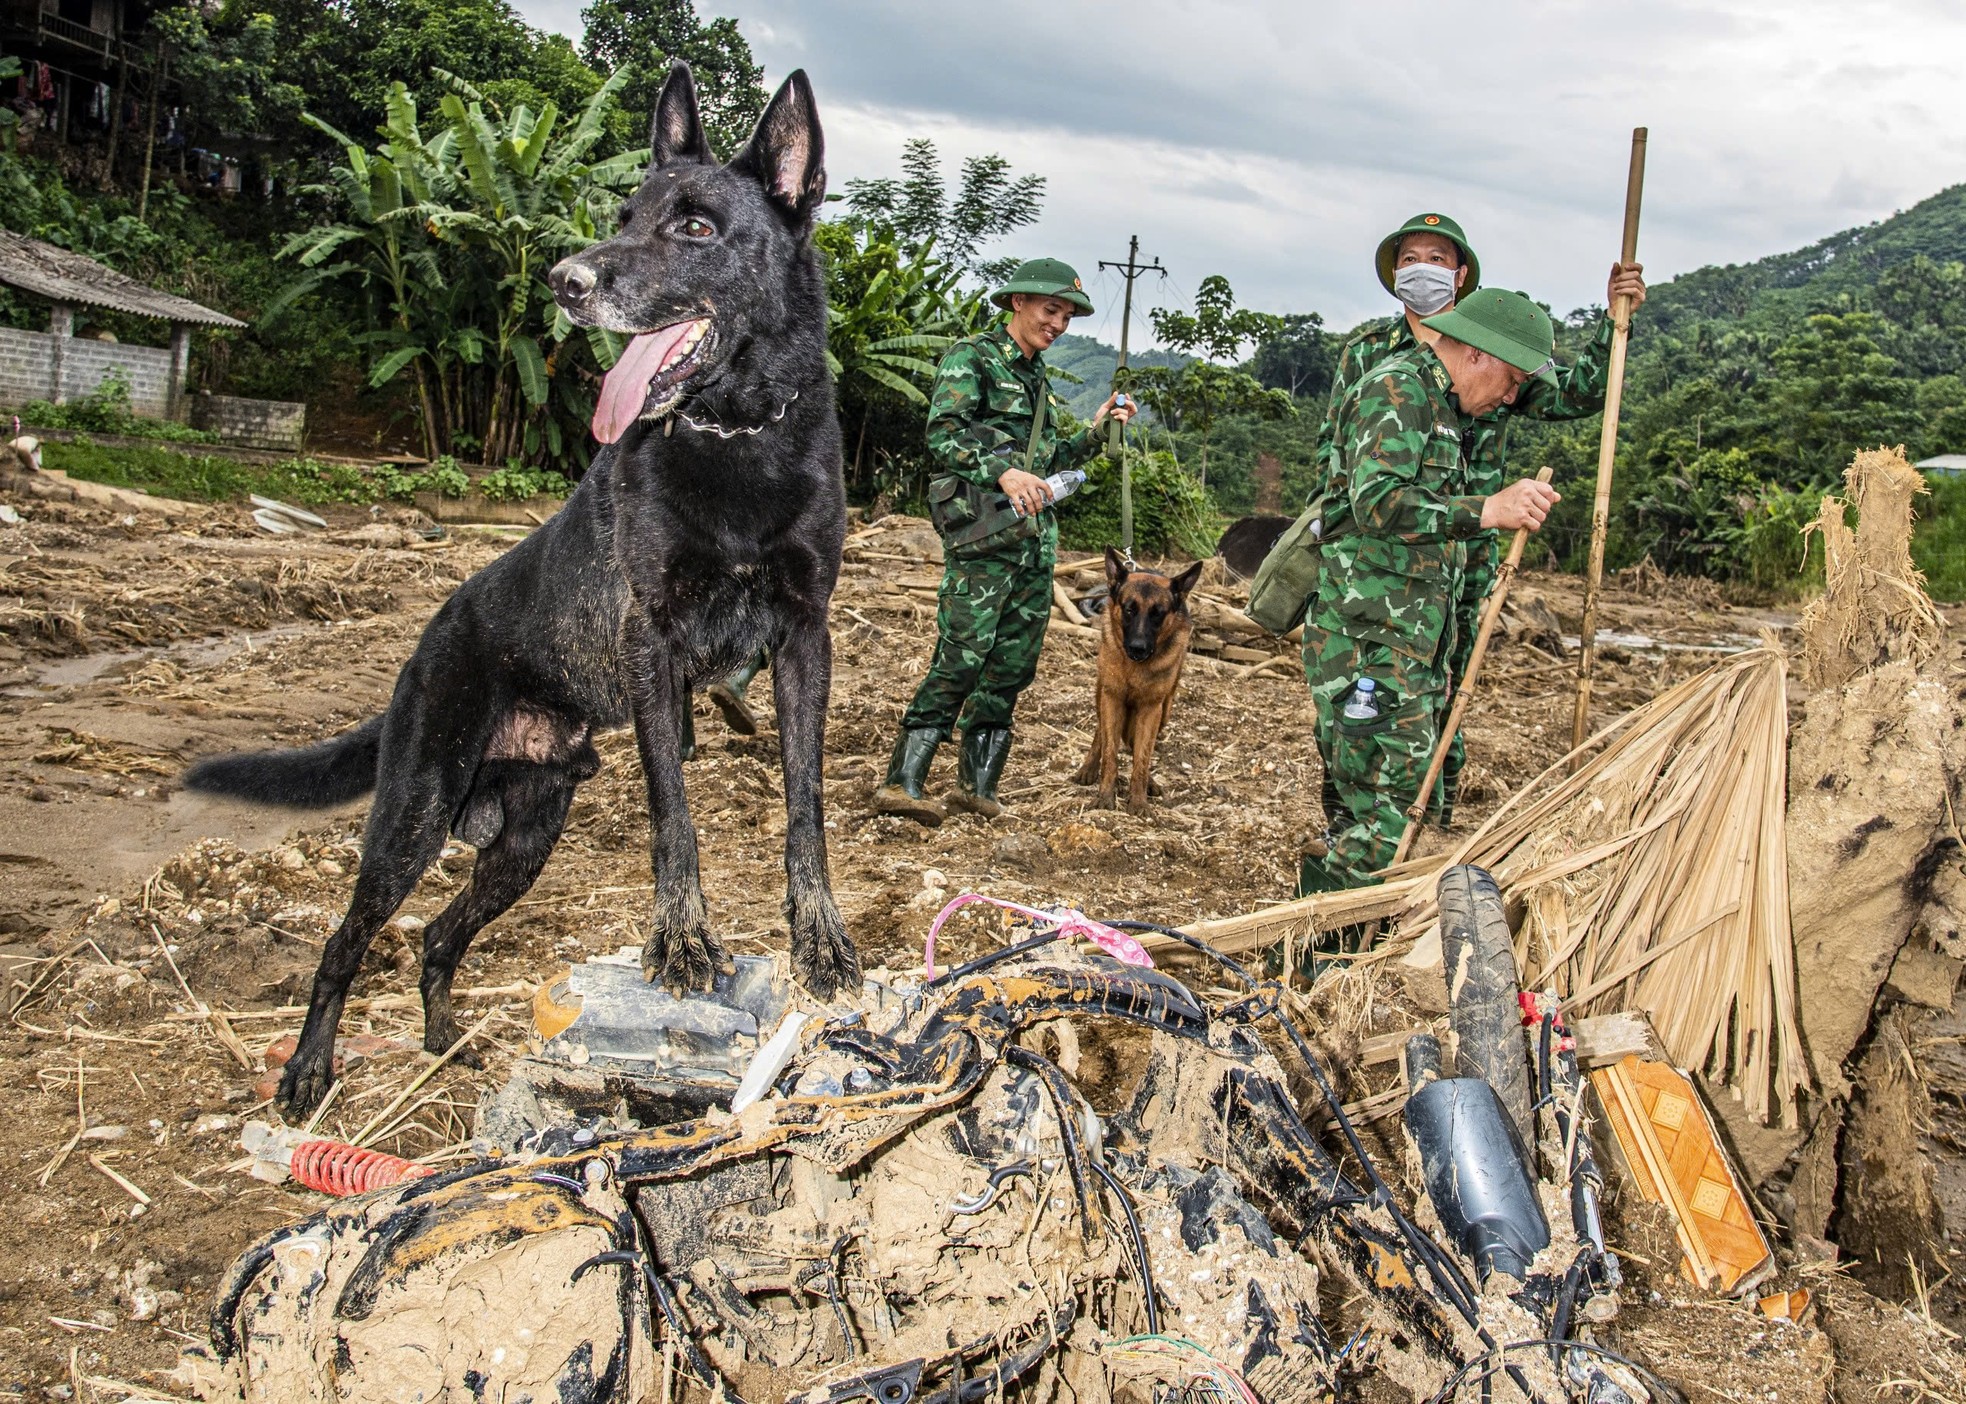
[507,0,1966,335]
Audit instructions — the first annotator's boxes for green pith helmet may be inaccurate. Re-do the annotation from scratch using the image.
[1375,212,1481,299]
[992,257,1094,316]
[1422,288,1557,384]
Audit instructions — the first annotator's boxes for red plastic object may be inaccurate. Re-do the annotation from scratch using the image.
[290,1139,435,1196]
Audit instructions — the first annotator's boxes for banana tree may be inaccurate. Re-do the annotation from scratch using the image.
[820,221,988,487]
[267,70,645,467]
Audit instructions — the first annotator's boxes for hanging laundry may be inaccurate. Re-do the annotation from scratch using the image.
[37,61,54,102]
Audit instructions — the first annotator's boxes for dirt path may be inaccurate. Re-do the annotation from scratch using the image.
[10,491,1932,1402]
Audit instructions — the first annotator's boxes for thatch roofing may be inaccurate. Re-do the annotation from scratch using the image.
[0,230,246,328]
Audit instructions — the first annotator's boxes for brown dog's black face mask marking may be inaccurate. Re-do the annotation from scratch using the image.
[1105,547,1204,662]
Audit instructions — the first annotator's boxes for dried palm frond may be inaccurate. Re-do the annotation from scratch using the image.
[1182,647,1806,1125]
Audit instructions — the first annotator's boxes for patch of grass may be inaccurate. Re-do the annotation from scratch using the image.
[1913,474,1966,603]
[41,438,391,507]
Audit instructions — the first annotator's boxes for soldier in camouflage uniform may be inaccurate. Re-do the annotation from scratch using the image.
[1298,288,1565,898]
[1311,213,1645,825]
[872,258,1136,826]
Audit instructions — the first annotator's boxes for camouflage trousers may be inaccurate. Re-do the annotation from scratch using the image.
[900,532,1055,738]
[1441,533,1499,816]
[1300,627,1451,891]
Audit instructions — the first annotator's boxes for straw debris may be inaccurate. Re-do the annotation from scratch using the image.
[1798,445,1942,689]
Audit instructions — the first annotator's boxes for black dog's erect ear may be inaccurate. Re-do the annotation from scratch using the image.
[731,69,826,225]
[650,61,715,166]
[1104,545,1128,589]
[1169,560,1204,604]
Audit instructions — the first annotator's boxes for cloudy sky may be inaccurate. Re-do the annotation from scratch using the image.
[511,0,1966,345]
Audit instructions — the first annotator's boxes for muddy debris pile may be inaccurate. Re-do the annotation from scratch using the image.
[182,923,1663,1404]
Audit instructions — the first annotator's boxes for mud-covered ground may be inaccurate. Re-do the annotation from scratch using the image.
[1,488,1959,1402]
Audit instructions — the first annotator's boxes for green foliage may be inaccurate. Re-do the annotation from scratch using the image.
[40,439,390,506]
[842,139,1045,283]
[0,56,20,143]
[250,0,622,160]
[147,5,306,154]
[1057,448,1222,560]
[1248,313,1335,401]
[1131,277,1294,488]
[1042,333,1190,421]
[13,371,221,443]
[413,456,471,498]
[278,72,647,467]
[816,219,993,495]
[0,157,362,407]
[1170,409,1326,516]
[579,0,765,157]
[1505,184,1966,588]
[478,464,572,500]
[1914,474,1966,603]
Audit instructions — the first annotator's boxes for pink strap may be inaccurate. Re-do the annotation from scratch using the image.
[923,893,1153,979]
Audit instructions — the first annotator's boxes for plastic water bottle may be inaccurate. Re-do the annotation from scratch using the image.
[1342,678,1380,721]
[1044,469,1087,504]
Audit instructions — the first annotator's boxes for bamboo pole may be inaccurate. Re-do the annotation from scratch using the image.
[1570,127,1649,763]
[1390,467,1553,868]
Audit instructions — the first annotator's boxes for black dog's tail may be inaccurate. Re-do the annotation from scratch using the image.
[183,715,385,808]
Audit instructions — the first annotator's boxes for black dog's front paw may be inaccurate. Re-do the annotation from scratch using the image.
[276,1053,335,1122]
[789,893,860,1000]
[641,892,730,993]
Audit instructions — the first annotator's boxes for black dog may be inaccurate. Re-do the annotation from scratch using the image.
[183,64,856,1118]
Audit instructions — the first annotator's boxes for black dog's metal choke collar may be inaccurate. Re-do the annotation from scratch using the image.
[663,388,801,439]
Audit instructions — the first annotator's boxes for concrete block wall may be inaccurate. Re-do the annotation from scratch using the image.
[0,327,175,417]
[192,394,307,453]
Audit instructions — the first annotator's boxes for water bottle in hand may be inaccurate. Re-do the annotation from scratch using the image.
[1342,677,1380,721]
[1044,469,1087,505]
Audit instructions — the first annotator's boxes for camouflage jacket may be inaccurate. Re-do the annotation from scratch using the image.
[1314,310,1616,496]
[1307,343,1488,666]
[925,324,1098,489]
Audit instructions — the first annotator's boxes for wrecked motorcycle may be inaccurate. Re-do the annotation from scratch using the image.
[184,871,1666,1403]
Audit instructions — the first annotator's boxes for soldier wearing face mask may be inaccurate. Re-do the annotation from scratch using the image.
[1302,213,1644,856]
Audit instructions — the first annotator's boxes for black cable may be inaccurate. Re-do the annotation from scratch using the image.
[1110,920,1487,1324]
[1091,1159,1161,1334]
[924,927,1064,988]
[1005,1044,1099,1238]
[1548,1249,1591,1350]
[1110,918,1263,989]
[1420,1337,1683,1404]
[1105,915,1551,1401]
[572,1250,726,1394]
[1538,1011,1555,1106]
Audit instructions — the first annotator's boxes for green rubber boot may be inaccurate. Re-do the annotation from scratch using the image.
[871,728,944,827]
[948,727,1012,819]
[1293,840,1369,980]
[708,650,766,736]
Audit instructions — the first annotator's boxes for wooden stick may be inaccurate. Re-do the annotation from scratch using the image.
[89,1153,151,1206]
[1052,580,1087,626]
[349,1008,498,1148]
[150,924,253,1070]
[1571,127,1649,762]
[1389,467,1554,867]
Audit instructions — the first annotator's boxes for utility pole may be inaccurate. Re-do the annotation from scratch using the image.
[1098,235,1166,558]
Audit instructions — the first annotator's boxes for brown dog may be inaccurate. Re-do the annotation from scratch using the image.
[1073,547,1203,814]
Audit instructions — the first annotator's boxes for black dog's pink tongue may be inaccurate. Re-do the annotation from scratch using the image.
[592,322,699,444]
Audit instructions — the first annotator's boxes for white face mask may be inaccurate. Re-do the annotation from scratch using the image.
[1394,262,1459,316]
